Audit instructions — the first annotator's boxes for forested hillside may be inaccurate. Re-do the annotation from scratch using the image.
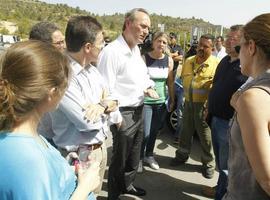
[0,0,225,43]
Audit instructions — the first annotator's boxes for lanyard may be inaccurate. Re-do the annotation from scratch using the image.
[189,62,207,101]
[192,62,206,76]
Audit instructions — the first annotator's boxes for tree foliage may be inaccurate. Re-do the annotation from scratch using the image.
[0,27,9,35]
[0,0,227,43]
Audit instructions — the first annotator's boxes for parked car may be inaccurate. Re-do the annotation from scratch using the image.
[167,76,184,132]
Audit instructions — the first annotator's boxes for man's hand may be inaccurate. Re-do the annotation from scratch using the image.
[116,121,122,130]
[144,88,159,99]
[171,51,178,58]
[83,103,105,123]
[168,100,175,112]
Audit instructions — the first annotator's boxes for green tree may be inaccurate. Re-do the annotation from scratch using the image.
[17,20,31,38]
[109,21,115,30]
[0,27,9,34]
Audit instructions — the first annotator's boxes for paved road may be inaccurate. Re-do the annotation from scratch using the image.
[98,125,217,200]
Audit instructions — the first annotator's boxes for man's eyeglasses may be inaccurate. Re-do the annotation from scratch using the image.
[234,45,241,54]
[93,41,105,51]
[52,40,65,46]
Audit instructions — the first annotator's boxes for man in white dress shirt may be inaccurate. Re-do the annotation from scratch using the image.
[98,8,159,200]
[213,36,227,60]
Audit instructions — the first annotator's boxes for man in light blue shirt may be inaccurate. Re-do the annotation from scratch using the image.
[29,22,65,147]
[49,16,119,196]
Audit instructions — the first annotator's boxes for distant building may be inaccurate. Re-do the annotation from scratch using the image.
[191,25,224,43]
[0,34,20,47]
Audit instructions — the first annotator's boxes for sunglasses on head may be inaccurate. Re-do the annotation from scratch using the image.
[234,45,241,54]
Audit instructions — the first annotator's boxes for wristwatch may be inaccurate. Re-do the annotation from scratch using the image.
[98,101,109,112]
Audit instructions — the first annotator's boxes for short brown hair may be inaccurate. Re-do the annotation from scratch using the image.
[0,41,70,131]
[29,21,60,43]
[200,34,215,47]
[65,15,103,52]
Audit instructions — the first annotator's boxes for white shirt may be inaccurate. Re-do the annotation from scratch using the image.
[213,46,227,60]
[97,35,154,107]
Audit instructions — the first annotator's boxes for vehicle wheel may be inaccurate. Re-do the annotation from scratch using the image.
[169,109,178,131]
[167,107,183,131]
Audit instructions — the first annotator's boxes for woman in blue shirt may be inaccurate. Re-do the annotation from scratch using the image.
[0,41,99,200]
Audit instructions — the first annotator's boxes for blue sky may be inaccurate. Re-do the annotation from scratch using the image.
[42,0,270,28]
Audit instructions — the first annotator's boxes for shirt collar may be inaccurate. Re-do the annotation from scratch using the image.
[117,34,138,56]
[67,54,93,75]
[194,55,216,67]
[203,56,213,66]
[228,56,240,64]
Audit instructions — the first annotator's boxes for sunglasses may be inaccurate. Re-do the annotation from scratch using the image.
[234,45,241,54]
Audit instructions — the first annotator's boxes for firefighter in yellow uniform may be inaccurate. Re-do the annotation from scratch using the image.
[170,34,220,179]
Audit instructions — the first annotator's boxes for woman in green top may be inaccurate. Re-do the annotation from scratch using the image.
[139,32,174,171]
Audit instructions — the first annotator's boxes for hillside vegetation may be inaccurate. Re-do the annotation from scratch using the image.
[0,0,226,44]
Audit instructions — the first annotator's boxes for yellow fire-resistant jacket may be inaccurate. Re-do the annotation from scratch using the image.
[181,55,220,102]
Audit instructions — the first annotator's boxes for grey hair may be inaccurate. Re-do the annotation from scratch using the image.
[122,8,149,31]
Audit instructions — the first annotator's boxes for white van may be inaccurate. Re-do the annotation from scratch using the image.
[0,34,20,47]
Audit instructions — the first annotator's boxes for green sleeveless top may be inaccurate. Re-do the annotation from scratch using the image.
[144,53,169,104]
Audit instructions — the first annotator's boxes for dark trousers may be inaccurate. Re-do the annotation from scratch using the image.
[176,101,215,168]
[211,116,229,200]
[108,106,144,200]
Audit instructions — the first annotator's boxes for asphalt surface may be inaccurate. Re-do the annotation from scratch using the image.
[98,124,217,200]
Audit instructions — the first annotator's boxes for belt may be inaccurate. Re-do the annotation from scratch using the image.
[119,104,143,112]
[80,143,103,151]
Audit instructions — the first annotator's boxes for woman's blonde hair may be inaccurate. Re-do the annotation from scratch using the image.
[0,40,70,131]
[152,31,169,43]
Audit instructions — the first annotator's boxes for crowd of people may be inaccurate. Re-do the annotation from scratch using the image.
[0,7,270,200]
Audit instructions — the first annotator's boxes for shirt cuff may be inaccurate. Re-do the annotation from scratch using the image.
[108,109,123,125]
